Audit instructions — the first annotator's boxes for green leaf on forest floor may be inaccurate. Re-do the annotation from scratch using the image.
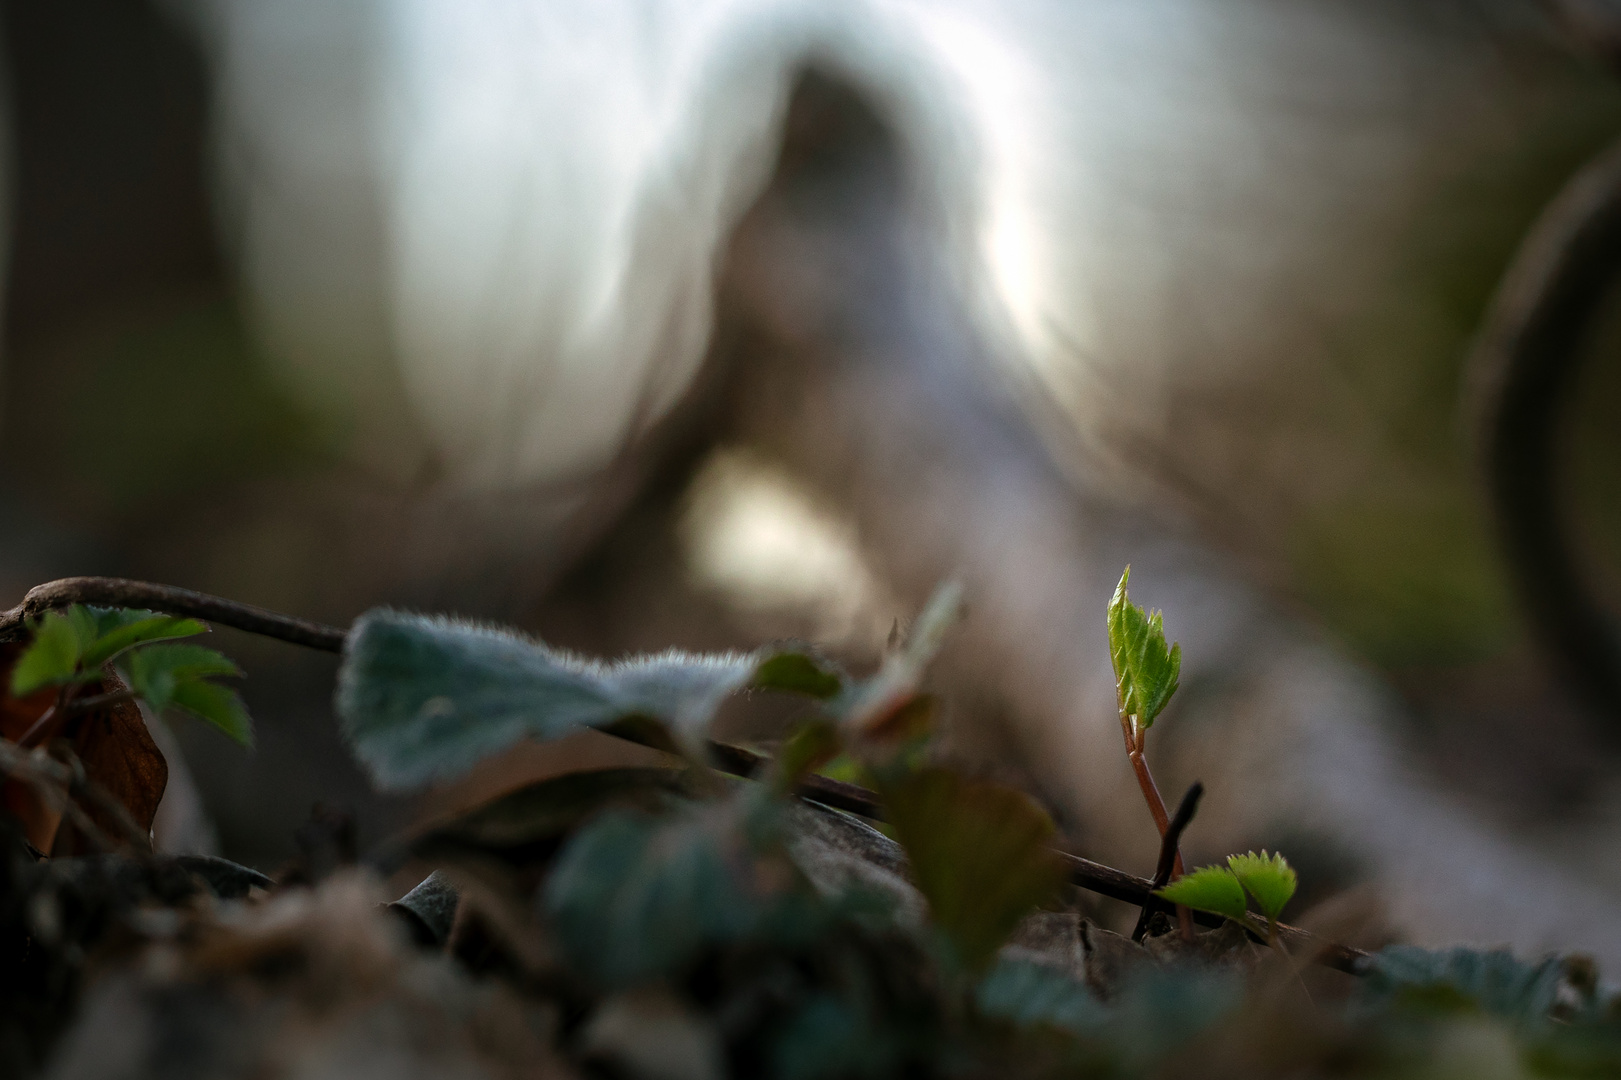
[976,956,1106,1036]
[1107,568,1181,729]
[1361,946,1576,1027]
[543,802,819,986]
[1226,851,1296,924]
[1155,866,1249,922]
[876,765,1064,973]
[337,609,850,790]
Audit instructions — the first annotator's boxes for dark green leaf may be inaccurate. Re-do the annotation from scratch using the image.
[772,992,910,1080]
[168,679,253,746]
[876,766,1064,973]
[337,609,845,791]
[1155,866,1249,922]
[117,644,241,713]
[1362,946,1571,1027]
[1226,850,1296,923]
[543,803,817,986]
[976,957,1106,1036]
[1107,568,1181,729]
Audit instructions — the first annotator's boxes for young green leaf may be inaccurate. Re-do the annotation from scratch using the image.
[875,765,1065,973]
[1155,866,1249,922]
[168,679,254,747]
[117,643,242,712]
[81,610,209,669]
[1226,851,1296,924]
[1107,568,1181,728]
[10,610,95,695]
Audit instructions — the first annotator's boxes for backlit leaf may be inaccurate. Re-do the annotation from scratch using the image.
[10,610,95,695]
[876,765,1065,973]
[81,610,208,669]
[1107,568,1181,729]
[1155,866,1249,922]
[1226,850,1297,923]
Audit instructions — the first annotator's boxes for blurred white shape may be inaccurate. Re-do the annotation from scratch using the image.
[681,448,894,645]
[187,0,1500,493]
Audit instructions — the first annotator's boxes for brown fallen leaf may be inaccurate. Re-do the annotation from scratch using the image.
[0,643,167,855]
[50,671,167,855]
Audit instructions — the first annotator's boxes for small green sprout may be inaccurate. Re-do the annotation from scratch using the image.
[1228,850,1298,940]
[1154,850,1299,946]
[10,604,253,747]
[1107,567,1181,734]
[1156,865,1249,922]
[1107,567,1190,932]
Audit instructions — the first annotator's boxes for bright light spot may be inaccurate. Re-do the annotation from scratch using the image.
[681,447,894,646]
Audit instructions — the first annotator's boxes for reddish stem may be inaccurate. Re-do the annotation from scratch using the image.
[1125,722,1194,939]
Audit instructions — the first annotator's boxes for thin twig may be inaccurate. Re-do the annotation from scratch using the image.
[0,577,348,652]
[63,689,135,715]
[1133,781,1202,942]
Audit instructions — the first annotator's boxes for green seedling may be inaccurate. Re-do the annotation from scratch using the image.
[1156,850,1299,947]
[1107,567,1189,928]
[9,604,253,747]
[1228,850,1298,944]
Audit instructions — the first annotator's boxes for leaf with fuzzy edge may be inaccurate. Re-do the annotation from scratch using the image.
[1107,568,1181,729]
[1155,866,1249,922]
[337,584,962,792]
[336,610,848,790]
[1226,851,1296,924]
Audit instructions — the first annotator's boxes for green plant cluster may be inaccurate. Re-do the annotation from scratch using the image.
[15,583,1621,1077]
[325,583,1621,1077]
[12,605,252,745]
